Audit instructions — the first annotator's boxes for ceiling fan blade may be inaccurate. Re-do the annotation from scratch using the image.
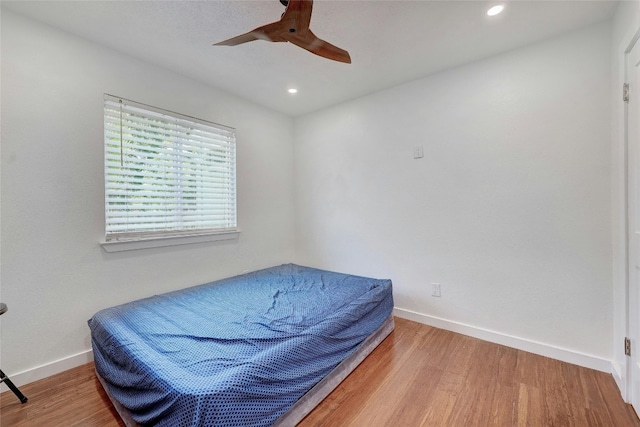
[214,31,261,46]
[287,30,351,63]
[214,22,287,46]
[281,0,312,32]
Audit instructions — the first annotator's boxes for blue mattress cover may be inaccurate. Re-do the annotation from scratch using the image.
[88,264,394,426]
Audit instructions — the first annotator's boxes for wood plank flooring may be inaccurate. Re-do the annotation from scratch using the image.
[1,317,638,426]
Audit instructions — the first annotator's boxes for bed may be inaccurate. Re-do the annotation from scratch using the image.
[88,264,394,426]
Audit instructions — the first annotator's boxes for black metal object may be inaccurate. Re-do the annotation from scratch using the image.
[0,369,28,403]
[0,303,28,404]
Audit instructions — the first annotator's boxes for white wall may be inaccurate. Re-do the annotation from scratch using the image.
[611,0,640,399]
[0,10,295,384]
[294,22,613,367]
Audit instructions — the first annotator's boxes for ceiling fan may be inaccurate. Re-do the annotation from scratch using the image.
[214,0,351,64]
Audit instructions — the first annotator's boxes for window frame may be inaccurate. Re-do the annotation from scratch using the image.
[101,94,239,252]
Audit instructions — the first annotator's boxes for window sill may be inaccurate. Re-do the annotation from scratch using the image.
[100,230,240,253]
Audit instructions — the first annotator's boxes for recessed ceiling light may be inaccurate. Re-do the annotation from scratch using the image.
[288,88,298,94]
[487,5,504,16]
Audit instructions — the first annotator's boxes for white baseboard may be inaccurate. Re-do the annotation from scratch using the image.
[0,350,93,393]
[394,307,613,374]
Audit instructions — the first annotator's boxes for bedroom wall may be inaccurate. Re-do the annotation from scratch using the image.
[0,10,295,385]
[293,22,613,368]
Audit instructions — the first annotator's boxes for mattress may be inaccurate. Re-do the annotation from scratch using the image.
[89,264,394,426]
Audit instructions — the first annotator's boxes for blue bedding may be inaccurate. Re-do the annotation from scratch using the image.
[89,264,393,426]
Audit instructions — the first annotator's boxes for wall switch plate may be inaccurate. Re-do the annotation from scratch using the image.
[413,145,424,159]
[431,283,441,297]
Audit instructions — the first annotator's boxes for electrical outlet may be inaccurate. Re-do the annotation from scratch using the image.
[431,283,441,297]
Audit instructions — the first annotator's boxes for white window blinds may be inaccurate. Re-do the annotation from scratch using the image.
[104,94,237,241]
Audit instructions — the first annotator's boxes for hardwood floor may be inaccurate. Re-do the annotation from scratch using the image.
[2,317,638,426]
[1,361,124,427]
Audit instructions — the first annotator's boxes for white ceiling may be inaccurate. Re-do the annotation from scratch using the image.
[2,0,618,116]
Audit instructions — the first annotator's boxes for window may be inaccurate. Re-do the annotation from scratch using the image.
[103,94,237,249]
